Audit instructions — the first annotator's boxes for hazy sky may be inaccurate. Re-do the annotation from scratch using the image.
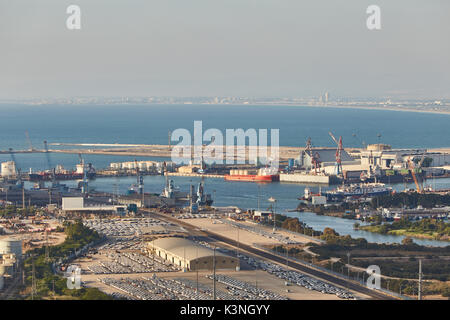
[1,0,449,99]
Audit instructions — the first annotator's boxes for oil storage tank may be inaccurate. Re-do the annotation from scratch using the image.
[0,238,22,259]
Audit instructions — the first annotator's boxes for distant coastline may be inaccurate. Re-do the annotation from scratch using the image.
[1,101,449,116]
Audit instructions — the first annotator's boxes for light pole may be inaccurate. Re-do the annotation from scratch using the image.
[213,245,216,300]
[268,197,277,233]
[347,252,351,279]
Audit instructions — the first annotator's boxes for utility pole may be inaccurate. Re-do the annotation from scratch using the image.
[22,188,25,209]
[196,244,199,300]
[168,130,171,150]
[418,259,422,300]
[213,245,216,300]
[31,255,36,300]
[45,231,50,262]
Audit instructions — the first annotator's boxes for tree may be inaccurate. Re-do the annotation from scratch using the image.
[402,237,415,246]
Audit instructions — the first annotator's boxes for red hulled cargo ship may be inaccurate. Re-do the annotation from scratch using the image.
[224,168,279,182]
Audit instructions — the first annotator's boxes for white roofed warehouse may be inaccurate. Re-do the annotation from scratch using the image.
[148,237,238,271]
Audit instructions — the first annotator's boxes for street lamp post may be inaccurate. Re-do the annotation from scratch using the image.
[268,197,277,233]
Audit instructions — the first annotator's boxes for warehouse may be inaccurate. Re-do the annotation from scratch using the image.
[148,237,238,271]
[61,197,127,214]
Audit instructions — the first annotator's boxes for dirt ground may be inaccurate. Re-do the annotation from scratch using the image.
[180,218,321,247]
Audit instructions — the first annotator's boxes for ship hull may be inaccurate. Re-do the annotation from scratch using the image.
[28,172,96,181]
[224,174,278,182]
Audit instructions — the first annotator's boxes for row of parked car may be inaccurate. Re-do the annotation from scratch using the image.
[206,274,288,300]
[84,218,172,237]
[241,255,355,299]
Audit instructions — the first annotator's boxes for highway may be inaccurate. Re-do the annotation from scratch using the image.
[149,210,397,300]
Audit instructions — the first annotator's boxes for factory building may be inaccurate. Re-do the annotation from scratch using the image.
[360,148,450,169]
[0,161,16,178]
[298,148,355,170]
[148,237,238,271]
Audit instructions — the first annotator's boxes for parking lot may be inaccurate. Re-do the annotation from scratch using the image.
[84,218,177,237]
[239,254,355,299]
[87,251,180,274]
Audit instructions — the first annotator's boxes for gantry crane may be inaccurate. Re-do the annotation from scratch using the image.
[43,140,57,189]
[306,137,321,174]
[134,159,144,195]
[328,132,343,176]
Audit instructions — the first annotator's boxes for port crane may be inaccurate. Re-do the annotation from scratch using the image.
[352,133,366,149]
[43,140,58,189]
[8,148,25,208]
[409,153,428,193]
[328,132,343,176]
[305,137,321,174]
[134,159,144,195]
[25,131,35,152]
[407,156,422,193]
[78,153,88,196]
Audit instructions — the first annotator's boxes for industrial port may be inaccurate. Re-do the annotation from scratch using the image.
[1,133,449,302]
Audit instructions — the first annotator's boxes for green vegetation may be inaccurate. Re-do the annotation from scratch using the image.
[372,193,450,209]
[260,214,322,237]
[298,202,359,219]
[358,218,450,241]
[22,220,110,300]
[0,205,40,218]
[304,228,450,297]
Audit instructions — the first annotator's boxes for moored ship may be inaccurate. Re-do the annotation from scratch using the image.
[28,163,96,181]
[224,168,279,182]
[323,182,392,201]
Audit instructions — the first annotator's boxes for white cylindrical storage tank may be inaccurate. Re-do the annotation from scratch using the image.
[75,164,84,174]
[110,163,120,169]
[138,162,147,170]
[0,239,22,259]
[1,161,16,178]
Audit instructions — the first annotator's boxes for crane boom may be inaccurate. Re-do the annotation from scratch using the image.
[328,131,343,175]
[25,131,34,151]
[328,132,339,145]
[8,148,23,185]
[43,140,56,186]
[408,158,421,193]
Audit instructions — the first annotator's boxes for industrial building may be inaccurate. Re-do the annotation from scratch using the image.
[0,161,16,178]
[61,197,127,214]
[148,237,238,271]
[298,148,355,170]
